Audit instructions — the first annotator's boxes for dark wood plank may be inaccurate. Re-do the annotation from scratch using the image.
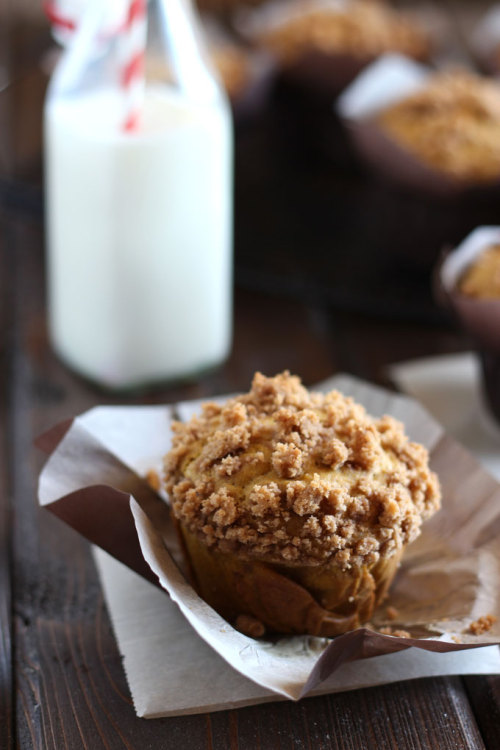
[464,676,500,750]
[207,676,486,750]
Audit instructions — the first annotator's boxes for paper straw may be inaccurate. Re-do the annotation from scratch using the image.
[119,0,147,132]
[43,1,77,33]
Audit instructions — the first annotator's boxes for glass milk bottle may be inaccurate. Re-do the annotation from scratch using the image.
[44,0,233,390]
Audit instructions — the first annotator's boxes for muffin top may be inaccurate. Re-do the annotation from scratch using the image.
[458,245,500,299]
[164,372,441,570]
[377,71,500,183]
[257,1,429,64]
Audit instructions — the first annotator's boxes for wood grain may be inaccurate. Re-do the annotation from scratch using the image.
[464,675,500,750]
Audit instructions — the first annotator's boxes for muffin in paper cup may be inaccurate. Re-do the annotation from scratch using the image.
[163,371,441,638]
[439,227,500,425]
[337,55,500,197]
[234,0,431,98]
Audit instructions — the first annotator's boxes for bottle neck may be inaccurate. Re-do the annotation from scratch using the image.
[49,0,224,106]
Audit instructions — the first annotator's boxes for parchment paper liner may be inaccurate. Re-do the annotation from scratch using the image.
[337,54,500,197]
[234,0,431,98]
[438,226,500,423]
[37,375,500,702]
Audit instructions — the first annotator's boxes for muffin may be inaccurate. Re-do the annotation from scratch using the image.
[376,71,500,186]
[458,244,500,299]
[164,372,441,638]
[247,0,430,94]
[257,1,429,63]
[439,229,500,424]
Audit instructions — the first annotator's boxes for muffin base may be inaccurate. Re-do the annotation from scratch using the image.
[178,523,403,638]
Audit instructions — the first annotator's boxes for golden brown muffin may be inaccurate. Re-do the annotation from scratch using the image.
[256,0,430,67]
[377,71,500,184]
[164,372,441,638]
[458,245,500,299]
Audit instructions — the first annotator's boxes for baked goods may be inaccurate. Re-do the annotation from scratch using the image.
[439,229,500,426]
[377,71,500,184]
[458,244,500,299]
[255,1,430,69]
[164,372,441,637]
[164,372,441,638]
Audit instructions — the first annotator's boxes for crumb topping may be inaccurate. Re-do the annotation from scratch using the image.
[378,626,411,638]
[145,468,161,492]
[164,372,441,570]
[386,605,399,621]
[466,614,497,635]
[258,0,429,65]
[378,71,500,182]
[458,245,500,299]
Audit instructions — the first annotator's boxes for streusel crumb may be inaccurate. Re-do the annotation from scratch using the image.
[164,372,441,570]
[466,615,497,635]
[378,626,411,638]
[386,606,399,621]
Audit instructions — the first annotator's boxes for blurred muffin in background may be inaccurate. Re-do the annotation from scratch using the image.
[458,245,500,299]
[377,71,500,187]
[439,227,500,425]
[339,57,500,196]
[236,0,431,96]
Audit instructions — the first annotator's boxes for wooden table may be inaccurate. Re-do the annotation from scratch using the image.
[1,2,499,747]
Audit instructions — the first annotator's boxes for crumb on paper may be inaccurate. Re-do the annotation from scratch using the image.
[465,614,497,635]
[378,626,411,638]
[386,606,399,621]
[146,469,161,492]
[451,635,463,644]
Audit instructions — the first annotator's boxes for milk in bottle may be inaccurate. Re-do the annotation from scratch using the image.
[44,0,233,389]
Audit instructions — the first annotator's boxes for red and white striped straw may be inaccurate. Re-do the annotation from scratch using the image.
[42,1,77,33]
[119,0,147,132]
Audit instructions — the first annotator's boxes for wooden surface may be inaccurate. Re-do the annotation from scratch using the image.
[1,1,500,748]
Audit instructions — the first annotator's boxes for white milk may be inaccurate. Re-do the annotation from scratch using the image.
[45,86,232,389]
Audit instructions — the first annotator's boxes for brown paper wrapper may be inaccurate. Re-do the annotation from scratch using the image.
[37,380,500,701]
[345,117,500,198]
[277,49,386,99]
